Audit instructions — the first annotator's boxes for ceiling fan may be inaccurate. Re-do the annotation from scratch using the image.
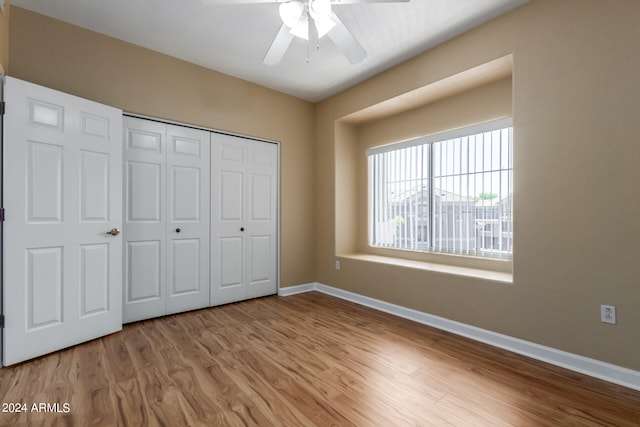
[203,0,410,65]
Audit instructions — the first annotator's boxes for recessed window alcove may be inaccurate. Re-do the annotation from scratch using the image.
[334,55,514,281]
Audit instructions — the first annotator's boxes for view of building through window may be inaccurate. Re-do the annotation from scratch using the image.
[369,120,513,259]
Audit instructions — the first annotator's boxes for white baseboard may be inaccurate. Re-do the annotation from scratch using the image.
[278,283,317,296]
[279,282,640,391]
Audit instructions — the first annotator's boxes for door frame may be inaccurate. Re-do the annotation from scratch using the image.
[0,70,5,365]
[123,113,281,296]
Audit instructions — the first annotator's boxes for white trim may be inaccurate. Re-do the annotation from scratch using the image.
[278,283,318,296]
[123,112,279,145]
[280,282,640,391]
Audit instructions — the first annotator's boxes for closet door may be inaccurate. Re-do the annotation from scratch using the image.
[123,117,210,323]
[211,133,278,306]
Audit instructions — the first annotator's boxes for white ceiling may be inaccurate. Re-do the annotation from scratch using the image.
[11,0,528,102]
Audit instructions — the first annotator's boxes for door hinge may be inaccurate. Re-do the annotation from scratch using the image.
[0,208,4,222]
[0,101,5,116]
[0,314,4,329]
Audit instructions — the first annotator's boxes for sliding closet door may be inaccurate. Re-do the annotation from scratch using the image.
[210,133,278,306]
[3,77,123,365]
[123,117,210,323]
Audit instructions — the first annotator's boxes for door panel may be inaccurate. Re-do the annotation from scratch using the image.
[171,166,200,221]
[127,161,162,222]
[82,112,111,138]
[28,99,63,130]
[166,124,210,315]
[128,128,163,152]
[123,118,166,323]
[26,247,63,329]
[123,118,210,321]
[171,239,200,295]
[212,135,247,305]
[28,142,63,222]
[211,134,278,306]
[80,243,110,316]
[3,77,123,366]
[126,240,162,301]
[250,235,271,282]
[250,174,272,221]
[245,141,278,299]
[81,151,110,222]
[173,133,202,157]
[221,172,243,220]
[220,237,243,288]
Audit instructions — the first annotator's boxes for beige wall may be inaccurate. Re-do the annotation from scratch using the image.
[7,1,640,372]
[316,0,640,371]
[8,7,316,287]
[0,1,9,73]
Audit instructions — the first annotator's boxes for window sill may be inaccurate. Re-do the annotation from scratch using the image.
[339,253,513,284]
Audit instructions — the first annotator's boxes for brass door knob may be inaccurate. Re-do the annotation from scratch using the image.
[107,228,121,236]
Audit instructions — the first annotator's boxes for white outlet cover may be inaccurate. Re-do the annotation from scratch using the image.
[601,305,616,324]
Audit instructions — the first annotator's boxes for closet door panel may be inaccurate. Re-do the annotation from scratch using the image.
[245,141,278,299]
[123,118,166,323]
[127,161,162,222]
[170,239,200,294]
[211,135,247,305]
[166,125,210,315]
[211,134,278,306]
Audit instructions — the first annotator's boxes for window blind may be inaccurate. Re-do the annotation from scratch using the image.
[369,118,513,259]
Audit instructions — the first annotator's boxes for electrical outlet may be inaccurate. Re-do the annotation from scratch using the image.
[601,305,616,324]
[335,260,341,270]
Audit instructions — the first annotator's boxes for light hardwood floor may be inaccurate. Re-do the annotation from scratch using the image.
[1,291,639,426]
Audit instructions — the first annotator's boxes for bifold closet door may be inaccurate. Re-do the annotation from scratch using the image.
[123,117,210,323]
[3,77,123,365]
[211,133,278,306]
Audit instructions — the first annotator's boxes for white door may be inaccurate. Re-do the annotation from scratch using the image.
[3,77,123,365]
[211,133,278,306]
[123,117,210,323]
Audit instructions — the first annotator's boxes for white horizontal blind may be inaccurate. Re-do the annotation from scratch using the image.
[369,118,513,259]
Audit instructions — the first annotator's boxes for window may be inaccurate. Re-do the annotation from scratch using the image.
[368,118,513,259]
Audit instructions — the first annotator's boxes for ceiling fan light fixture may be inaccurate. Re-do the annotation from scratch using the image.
[309,0,334,37]
[309,0,332,21]
[279,1,304,29]
[289,19,309,39]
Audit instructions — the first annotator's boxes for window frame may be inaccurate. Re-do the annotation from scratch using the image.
[367,117,513,260]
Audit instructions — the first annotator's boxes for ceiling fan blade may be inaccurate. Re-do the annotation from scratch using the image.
[308,15,319,50]
[263,24,295,66]
[331,0,409,4]
[327,13,366,64]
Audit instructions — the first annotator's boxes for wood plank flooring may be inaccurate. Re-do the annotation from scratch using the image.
[1,291,639,426]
